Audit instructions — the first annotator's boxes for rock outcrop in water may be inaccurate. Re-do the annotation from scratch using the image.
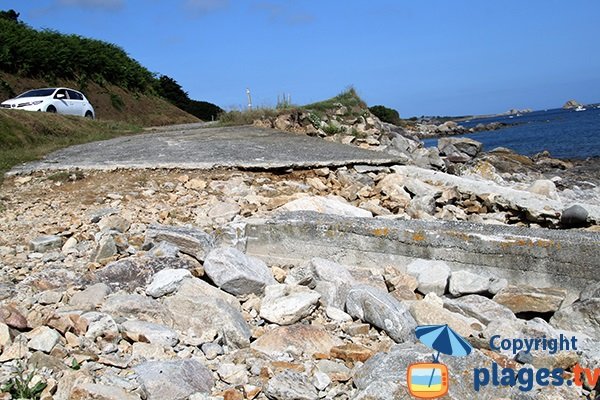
[563,99,582,109]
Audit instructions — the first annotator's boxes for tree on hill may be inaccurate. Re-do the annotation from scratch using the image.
[0,16,154,92]
[0,9,222,119]
[369,105,402,125]
[155,75,223,121]
[0,9,19,23]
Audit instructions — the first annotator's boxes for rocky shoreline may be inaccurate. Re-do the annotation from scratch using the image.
[1,109,599,399]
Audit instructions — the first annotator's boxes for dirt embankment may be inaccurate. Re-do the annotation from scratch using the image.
[0,72,199,127]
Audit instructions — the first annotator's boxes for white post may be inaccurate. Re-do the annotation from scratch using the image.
[246,88,252,110]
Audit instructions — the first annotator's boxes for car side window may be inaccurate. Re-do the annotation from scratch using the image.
[67,90,82,100]
[55,89,67,99]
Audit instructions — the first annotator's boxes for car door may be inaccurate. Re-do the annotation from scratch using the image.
[66,90,84,116]
[52,89,70,114]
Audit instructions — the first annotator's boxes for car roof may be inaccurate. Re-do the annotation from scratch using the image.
[26,87,83,93]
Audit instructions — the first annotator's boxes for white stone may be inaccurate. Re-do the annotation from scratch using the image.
[0,322,11,348]
[527,179,560,201]
[260,284,321,325]
[62,237,78,252]
[121,320,179,347]
[70,283,111,308]
[312,371,331,391]
[27,326,61,353]
[217,363,249,385]
[145,269,192,298]
[345,284,417,343]
[81,312,120,342]
[325,306,353,322]
[29,235,62,253]
[131,342,167,361]
[207,202,240,223]
[203,247,276,296]
[448,270,491,296]
[406,259,451,296]
[278,195,372,218]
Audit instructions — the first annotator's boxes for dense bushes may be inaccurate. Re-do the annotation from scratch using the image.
[0,9,223,120]
[155,75,222,121]
[0,16,154,92]
[369,105,401,125]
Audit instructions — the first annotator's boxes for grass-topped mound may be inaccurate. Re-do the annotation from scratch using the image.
[219,88,373,128]
[304,87,368,116]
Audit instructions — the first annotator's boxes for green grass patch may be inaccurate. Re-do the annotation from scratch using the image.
[218,107,289,126]
[0,109,141,180]
[303,87,368,116]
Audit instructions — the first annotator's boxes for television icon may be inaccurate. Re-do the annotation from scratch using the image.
[407,362,449,399]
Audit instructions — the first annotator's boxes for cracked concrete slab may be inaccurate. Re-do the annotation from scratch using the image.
[8,125,405,175]
[243,211,600,304]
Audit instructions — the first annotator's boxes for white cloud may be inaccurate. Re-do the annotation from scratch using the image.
[57,0,124,11]
[254,1,315,25]
[184,0,230,15]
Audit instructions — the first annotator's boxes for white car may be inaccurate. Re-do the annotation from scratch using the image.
[1,87,95,119]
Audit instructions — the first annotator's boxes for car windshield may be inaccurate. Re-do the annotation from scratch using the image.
[16,89,56,98]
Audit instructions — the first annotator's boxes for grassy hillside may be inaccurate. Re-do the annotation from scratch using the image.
[0,72,199,126]
[0,109,141,178]
[0,13,214,125]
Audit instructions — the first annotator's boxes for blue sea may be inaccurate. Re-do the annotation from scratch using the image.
[423,106,600,159]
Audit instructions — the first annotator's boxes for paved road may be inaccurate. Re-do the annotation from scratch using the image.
[9,125,404,174]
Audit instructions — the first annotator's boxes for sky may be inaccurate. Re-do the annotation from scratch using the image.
[4,0,600,116]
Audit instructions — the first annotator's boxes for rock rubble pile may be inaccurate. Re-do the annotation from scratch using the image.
[0,163,599,399]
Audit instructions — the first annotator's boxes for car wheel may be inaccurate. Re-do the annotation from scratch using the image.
[46,105,57,113]
[84,111,94,119]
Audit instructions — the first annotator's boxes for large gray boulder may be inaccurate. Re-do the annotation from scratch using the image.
[251,324,342,359]
[443,294,516,325]
[121,320,179,347]
[134,359,213,400]
[493,285,566,314]
[580,281,600,301]
[260,284,321,325]
[145,224,214,262]
[145,268,192,298]
[561,204,589,228]
[550,299,600,340]
[345,285,416,343]
[101,294,173,326]
[175,278,241,310]
[438,137,483,162]
[94,256,196,292]
[448,270,492,296]
[353,342,582,399]
[163,286,250,349]
[29,235,62,253]
[203,247,276,296]
[286,258,356,309]
[264,370,318,400]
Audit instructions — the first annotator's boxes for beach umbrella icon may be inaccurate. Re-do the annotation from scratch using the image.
[416,324,473,361]
[415,324,473,387]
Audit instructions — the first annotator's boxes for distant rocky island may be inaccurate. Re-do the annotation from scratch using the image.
[504,108,532,115]
[563,99,582,109]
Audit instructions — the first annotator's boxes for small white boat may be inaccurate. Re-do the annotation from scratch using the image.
[575,105,586,112]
